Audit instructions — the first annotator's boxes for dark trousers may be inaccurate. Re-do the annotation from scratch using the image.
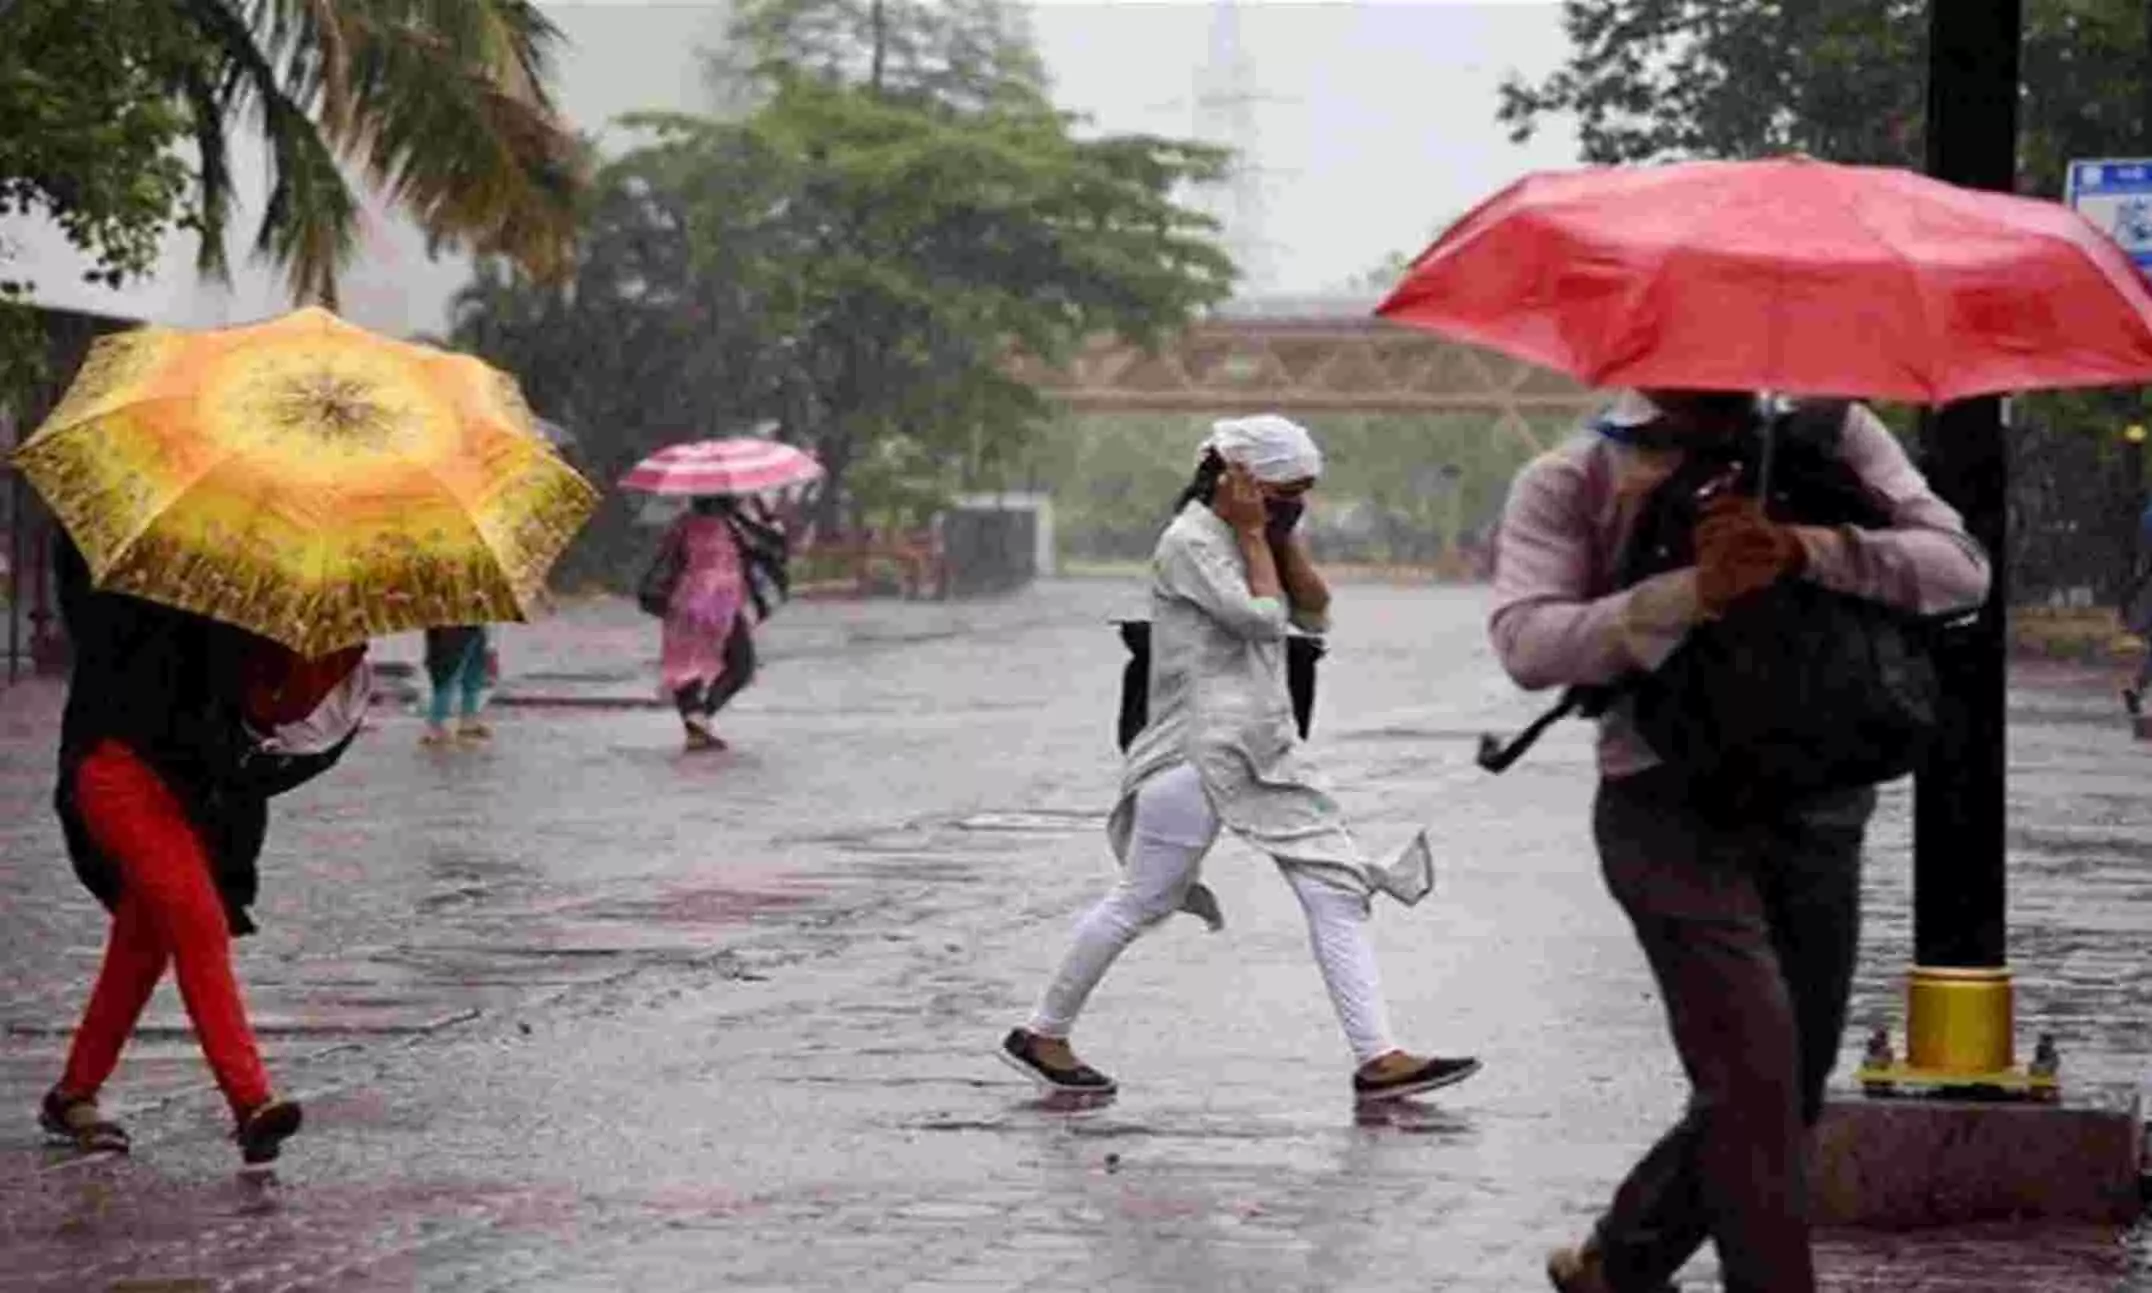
[1590,767,1875,1293]
[673,619,757,721]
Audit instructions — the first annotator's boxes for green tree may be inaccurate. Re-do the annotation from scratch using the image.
[1494,0,2148,201]
[0,0,200,395]
[0,0,583,329]
[1029,409,1561,567]
[1344,250,1415,297]
[452,0,1234,573]
[728,80,1233,520]
[1496,2,1926,173]
[708,0,1233,524]
[725,0,1048,111]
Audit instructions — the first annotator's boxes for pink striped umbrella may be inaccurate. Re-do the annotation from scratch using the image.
[618,438,825,497]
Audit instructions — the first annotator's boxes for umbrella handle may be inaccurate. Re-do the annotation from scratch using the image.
[1754,413,1780,513]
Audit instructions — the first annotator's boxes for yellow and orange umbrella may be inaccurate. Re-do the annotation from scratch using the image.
[11,307,598,656]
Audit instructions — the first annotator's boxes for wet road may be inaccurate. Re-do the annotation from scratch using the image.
[0,582,2147,1291]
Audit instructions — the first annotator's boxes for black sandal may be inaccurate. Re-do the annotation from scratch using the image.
[234,1098,303,1167]
[39,1088,130,1155]
[1352,1054,1483,1102]
[998,1029,1117,1094]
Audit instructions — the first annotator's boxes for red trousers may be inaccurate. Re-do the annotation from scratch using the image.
[58,741,270,1117]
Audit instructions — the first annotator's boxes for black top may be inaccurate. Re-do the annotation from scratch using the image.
[52,534,354,936]
[55,534,260,792]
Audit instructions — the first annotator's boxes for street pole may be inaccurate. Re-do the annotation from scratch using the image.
[1906,0,2021,1080]
[2130,0,2152,560]
[4,406,17,687]
[1439,463,1464,577]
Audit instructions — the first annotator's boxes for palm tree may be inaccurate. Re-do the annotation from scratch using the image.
[174,0,583,305]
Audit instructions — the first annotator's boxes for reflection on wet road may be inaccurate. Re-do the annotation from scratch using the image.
[1,585,2146,1290]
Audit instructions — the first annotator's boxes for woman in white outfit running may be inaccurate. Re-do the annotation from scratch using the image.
[1001,414,1482,1103]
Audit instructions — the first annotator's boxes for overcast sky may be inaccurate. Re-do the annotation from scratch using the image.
[6,1,1581,332]
[1027,1,1579,293]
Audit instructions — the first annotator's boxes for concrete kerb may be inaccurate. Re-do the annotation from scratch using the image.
[1815,1095,2148,1228]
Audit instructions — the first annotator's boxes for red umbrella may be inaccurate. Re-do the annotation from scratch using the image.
[1376,156,2152,404]
[619,438,824,497]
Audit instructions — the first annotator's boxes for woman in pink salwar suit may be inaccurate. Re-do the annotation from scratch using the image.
[660,498,757,750]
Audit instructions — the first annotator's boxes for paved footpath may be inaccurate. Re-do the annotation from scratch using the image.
[0,583,2146,1292]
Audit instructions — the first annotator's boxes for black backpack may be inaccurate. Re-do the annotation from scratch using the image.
[1479,402,1956,805]
[726,511,792,621]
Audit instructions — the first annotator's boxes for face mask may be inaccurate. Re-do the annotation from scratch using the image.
[1264,495,1305,539]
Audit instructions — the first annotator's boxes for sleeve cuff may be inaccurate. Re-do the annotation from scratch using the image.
[1790,525,1853,591]
[1617,569,1704,671]
[1239,595,1290,638]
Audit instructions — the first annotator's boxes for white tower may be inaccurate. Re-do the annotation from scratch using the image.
[1193,0,1272,295]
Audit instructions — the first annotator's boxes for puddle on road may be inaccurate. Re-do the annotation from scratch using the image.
[0,1170,592,1286]
[515,668,648,685]
[783,806,1101,855]
[839,829,968,857]
[579,885,814,927]
[797,857,983,886]
[6,1010,479,1041]
[951,810,1103,834]
[775,807,1116,893]
[417,883,494,913]
[2016,826,2152,858]
[907,1110,1471,1141]
[909,1113,1180,1138]
[1335,726,1494,745]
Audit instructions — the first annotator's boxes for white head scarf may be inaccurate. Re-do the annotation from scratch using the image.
[1598,390,1663,429]
[1201,413,1324,484]
[1594,389,1766,432]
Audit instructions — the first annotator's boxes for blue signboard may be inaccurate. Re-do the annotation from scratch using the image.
[2067,158,2152,274]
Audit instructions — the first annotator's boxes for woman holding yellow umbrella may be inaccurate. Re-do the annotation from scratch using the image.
[13,308,596,1166]
[45,534,372,1164]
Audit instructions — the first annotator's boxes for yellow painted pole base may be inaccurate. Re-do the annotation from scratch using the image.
[1908,965,2014,1072]
[1853,966,2061,1102]
[1855,1061,2060,1101]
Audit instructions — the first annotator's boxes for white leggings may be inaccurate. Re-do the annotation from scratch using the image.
[1026,763,1399,1064]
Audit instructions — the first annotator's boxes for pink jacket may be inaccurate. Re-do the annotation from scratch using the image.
[1487,402,1992,778]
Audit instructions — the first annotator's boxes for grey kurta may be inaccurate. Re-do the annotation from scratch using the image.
[1111,504,1434,923]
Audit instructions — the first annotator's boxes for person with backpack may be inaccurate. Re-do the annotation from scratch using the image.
[999,414,1479,1104]
[40,532,372,1167]
[2119,498,2152,715]
[1489,390,1988,1293]
[644,495,790,752]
